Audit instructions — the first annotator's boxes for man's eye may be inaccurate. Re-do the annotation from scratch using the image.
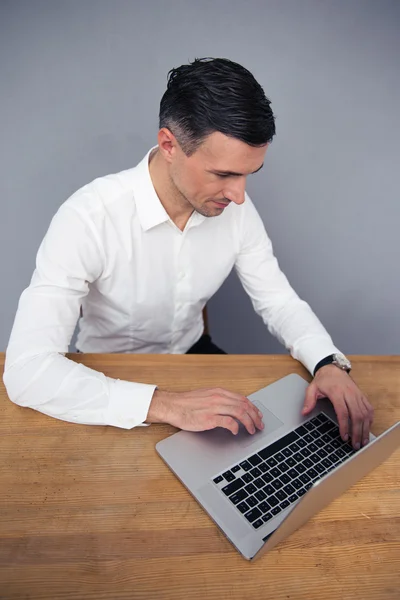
[217,173,230,178]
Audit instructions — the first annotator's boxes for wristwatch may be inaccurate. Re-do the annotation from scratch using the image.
[313,353,352,377]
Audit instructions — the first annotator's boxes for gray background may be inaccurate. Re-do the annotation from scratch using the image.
[1,0,399,355]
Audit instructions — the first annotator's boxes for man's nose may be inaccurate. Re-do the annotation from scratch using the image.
[224,177,246,205]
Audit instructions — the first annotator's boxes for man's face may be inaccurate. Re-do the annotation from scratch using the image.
[168,132,268,217]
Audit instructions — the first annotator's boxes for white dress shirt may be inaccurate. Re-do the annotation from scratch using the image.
[4,148,340,429]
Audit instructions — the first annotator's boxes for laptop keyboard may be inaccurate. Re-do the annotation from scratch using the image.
[212,413,357,530]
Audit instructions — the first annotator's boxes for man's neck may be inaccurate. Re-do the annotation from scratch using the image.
[148,148,194,231]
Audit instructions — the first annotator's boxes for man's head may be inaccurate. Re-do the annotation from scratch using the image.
[157,58,276,217]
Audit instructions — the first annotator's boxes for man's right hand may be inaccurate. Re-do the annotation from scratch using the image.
[146,388,264,435]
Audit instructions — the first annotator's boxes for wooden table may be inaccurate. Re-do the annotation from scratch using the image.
[1,353,399,599]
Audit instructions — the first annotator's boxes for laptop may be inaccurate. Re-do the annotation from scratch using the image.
[156,373,400,560]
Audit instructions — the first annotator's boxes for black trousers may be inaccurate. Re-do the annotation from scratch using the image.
[186,333,227,355]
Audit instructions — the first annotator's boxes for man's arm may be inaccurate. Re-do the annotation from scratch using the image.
[3,204,156,429]
[234,195,340,372]
[234,195,373,448]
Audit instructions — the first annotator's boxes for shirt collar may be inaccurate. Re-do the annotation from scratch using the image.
[133,147,206,232]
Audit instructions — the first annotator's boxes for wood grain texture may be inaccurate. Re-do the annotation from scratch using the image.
[0,353,399,600]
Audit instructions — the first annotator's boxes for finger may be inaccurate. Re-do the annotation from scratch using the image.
[360,395,374,446]
[220,403,260,435]
[332,394,350,442]
[210,390,264,430]
[211,415,240,435]
[302,384,318,415]
[345,395,365,450]
[358,395,373,447]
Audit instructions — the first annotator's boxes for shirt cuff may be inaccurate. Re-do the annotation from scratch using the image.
[292,337,341,376]
[106,378,157,429]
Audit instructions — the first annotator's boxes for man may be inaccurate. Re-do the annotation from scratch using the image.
[4,58,373,449]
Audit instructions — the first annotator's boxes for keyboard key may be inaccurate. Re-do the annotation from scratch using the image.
[248,454,262,467]
[250,467,262,478]
[283,483,295,495]
[222,479,245,496]
[275,452,285,462]
[295,425,308,436]
[280,474,291,484]
[308,468,318,480]
[237,501,250,514]
[315,463,325,474]
[331,439,341,449]
[266,457,278,467]
[317,413,329,423]
[322,434,331,444]
[303,434,313,444]
[258,431,299,462]
[279,462,290,472]
[303,421,315,431]
[268,495,279,507]
[270,467,281,478]
[304,482,313,490]
[244,507,262,523]
[288,493,298,503]
[213,475,223,484]
[324,443,334,454]
[253,518,264,529]
[255,489,267,501]
[322,458,334,469]
[242,473,253,483]
[282,447,292,458]
[296,463,306,474]
[262,512,273,523]
[272,479,283,490]
[310,415,323,426]
[303,458,313,469]
[310,430,320,439]
[297,488,306,496]
[259,462,269,473]
[247,496,258,508]
[281,499,290,509]
[232,465,241,473]
[288,468,299,479]
[315,438,324,448]
[229,489,248,504]
[263,484,275,496]
[299,473,311,484]
[296,438,307,448]
[239,460,252,472]
[342,444,355,455]
[289,442,300,452]
[276,490,287,501]
[317,448,328,459]
[222,470,236,482]
[292,478,302,490]
[244,483,257,495]
[254,477,265,489]
[310,453,320,465]
[293,452,303,463]
[271,506,282,515]
[319,421,335,433]
[300,447,311,458]
[335,447,346,459]
[262,472,273,484]
[259,501,271,513]
[308,442,318,453]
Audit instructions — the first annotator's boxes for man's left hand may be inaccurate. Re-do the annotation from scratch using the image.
[302,365,374,450]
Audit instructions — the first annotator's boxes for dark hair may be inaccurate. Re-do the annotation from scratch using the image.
[159,57,276,156]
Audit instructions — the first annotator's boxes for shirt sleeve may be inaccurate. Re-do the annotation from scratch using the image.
[234,195,341,374]
[3,204,156,429]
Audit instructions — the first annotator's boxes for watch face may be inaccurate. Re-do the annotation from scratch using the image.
[334,354,351,370]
